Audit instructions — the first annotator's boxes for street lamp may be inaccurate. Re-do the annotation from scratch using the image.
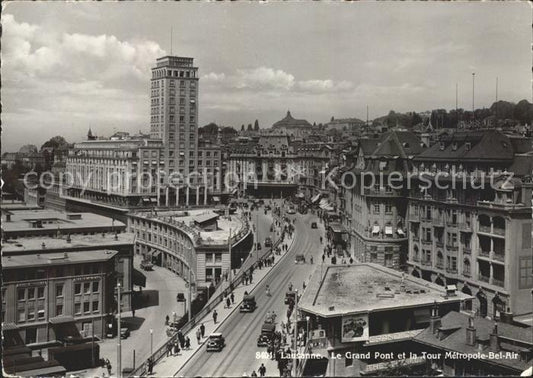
[293,289,299,377]
[306,315,310,345]
[150,329,153,356]
[117,283,122,378]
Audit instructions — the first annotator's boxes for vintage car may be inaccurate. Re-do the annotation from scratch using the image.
[284,291,296,305]
[140,260,153,271]
[120,327,130,339]
[206,333,225,352]
[295,254,306,264]
[240,295,257,313]
[311,222,318,229]
[176,292,186,302]
[257,323,276,347]
[264,237,273,248]
[287,207,296,215]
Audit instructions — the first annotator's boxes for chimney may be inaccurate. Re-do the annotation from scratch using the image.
[466,316,476,346]
[429,301,441,335]
[41,242,46,249]
[6,213,11,222]
[489,323,499,351]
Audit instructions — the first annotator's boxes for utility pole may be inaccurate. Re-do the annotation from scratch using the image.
[188,265,192,322]
[293,289,299,377]
[472,73,476,120]
[228,228,232,290]
[117,283,122,378]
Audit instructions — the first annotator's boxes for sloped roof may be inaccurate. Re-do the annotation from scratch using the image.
[371,131,424,159]
[272,111,312,129]
[414,311,532,371]
[415,130,516,162]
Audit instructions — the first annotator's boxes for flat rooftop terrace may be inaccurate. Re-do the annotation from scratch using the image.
[3,250,118,269]
[299,264,471,317]
[1,232,135,254]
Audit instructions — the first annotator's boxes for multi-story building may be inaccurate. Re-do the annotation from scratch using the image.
[341,131,425,269]
[2,250,118,344]
[406,129,533,319]
[226,134,332,198]
[128,208,252,289]
[271,111,317,139]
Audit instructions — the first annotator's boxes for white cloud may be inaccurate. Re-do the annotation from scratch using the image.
[202,72,226,83]
[297,79,353,92]
[234,67,295,90]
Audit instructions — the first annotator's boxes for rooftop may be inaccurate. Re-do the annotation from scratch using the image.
[414,311,532,371]
[1,232,135,255]
[2,249,118,269]
[299,264,471,317]
[1,209,126,234]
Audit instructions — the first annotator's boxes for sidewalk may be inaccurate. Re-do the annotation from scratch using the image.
[152,229,296,377]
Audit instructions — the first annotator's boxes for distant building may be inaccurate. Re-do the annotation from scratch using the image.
[271,111,316,138]
[325,117,365,133]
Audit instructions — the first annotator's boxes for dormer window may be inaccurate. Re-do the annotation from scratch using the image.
[439,142,445,151]
[451,142,458,151]
[465,142,471,151]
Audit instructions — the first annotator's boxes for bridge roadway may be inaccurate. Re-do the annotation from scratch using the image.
[178,211,324,377]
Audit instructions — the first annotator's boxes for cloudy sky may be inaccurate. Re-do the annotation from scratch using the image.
[2,2,530,151]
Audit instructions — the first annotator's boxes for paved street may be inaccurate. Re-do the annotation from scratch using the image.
[178,211,325,377]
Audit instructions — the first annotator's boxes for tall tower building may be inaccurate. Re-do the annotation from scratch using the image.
[150,56,199,187]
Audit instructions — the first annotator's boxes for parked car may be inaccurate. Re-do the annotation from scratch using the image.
[264,237,273,248]
[140,261,153,271]
[311,222,318,229]
[206,333,225,352]
[240,295,257,313]
[287,207,296,214]
[120,327,130,339]
[176,292,186,302]
[284,291,296,305]
[295,254,306,264]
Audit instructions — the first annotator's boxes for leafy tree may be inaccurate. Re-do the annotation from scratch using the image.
[490,100,515,120]
[247,123,253,131]
[254,119,259,131]
[241,124,245,132]
[514,99,533,124]
[40,136,68,151]
[18,144,38,154]
[199,122,218,135]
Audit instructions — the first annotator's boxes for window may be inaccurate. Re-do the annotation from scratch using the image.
[18,309,26,322]
[56,284,64,298]
[75,303,82,315]
[28,288,35,300]
[37,308,45,320]
[18,288,26,301]
[385,204,392,214]
[519,256,533,289]
[92,301,99,312]
[56,304,63,316]
[83,302,90,313]
[37,287,45,299]
[215,254,222,263]
[75,283,82,295]
[92,281,100,293]
[373,204,380,213]
[84,283,91,294]
[27,309,35,321]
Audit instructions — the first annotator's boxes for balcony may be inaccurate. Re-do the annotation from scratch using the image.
[432,217,445,227]
[435,241,444,248]
[459,222,472,232]
[463,247,471,255]
[435,262,444,270]
[446,267,458,274]
[365,188,397,197]
[479,274,490,283]
[421,260,432,266]
[446,245,459,252]
[462,270,471,277]
[412,256,420,262]
[421,215,432,222]
[446,221,458,228]
[479,249,490,258]
[422,239,433,246]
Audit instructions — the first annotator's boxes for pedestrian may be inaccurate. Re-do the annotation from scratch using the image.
[173,340,180,355]
[226,297,231,308]
[167,341,173,356]
[251,370,258,377]
[185,336,191,349]
[200,323,205,338]
[180,336,185,350]
[230,292,235,304]
[106,359,112,376]
[213,310,218,324]
[259,363,266,377]
[196,328,201,344]
[165,314,169,325]
[249,273,253,284]
[147,357,154,375]
[349,257,354,264]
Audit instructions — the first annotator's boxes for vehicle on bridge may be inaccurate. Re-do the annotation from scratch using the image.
[140,260,153,271]
[257,323,276,347]
[120,327,130,339]
[295,254,306,264]
[311,222,318,229]
[176,292,186,302]
[287,206,296,214]
[206,333,226,352]
[284,290,296,305]
[240,295,257,312]
[264,236,273,248]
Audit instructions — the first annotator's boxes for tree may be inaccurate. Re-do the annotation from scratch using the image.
[241,124,245,132]
[40,136,68,151]
[18,144,38,154]
[514,99,533,124]
[199,122,218,135]
[247,123,253,131]
[254,119,259,131]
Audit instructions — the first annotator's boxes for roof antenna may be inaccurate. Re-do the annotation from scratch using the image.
[170,26,173,55]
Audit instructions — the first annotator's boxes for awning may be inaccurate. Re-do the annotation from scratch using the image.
[2,323,19,331]
[397,229,405,237]
[372,225,380,235]
[385,226,393,235]
[311,193,321,203]
[329,222,346,233]
[212,196,220,202]
[17,366,67,377]
[49,316,76,325]
[133,268,147,288]
[151,250,162,258]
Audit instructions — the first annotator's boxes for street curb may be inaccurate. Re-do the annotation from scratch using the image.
[172,233,296,377]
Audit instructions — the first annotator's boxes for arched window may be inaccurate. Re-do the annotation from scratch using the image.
[463,258,471,275]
